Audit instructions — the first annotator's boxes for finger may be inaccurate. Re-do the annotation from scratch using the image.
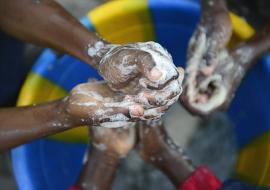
[129,104,145,118]
[154,80,182,106]
[124,92,162,108]
[177,67,185,85]
[138,80,182,107]
[136,43,178,88]
[187,27,207,62]
[125,92,155,107]
[179,88,206,116]
[140,66,179,90]
[137,51,158,81]
[148,67,163,81]
[141,106,169,120]
[93,107,130,124]
[97,102,144,123]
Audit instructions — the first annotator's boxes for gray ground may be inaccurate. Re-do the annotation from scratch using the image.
[0,0,237,189]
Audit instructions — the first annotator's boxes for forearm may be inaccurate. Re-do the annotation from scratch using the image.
[201,0,229,21]
[152,148,194,188]
[76,148,120,190]
[138,122,195,188]
[231,23,270,69]
[0,99,72,151]
[0,0,105,68]
[201,0,232,49]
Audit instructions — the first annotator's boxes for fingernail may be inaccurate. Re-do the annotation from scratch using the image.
[177,67,185,84]
[149,67,162,81]
[129,105,144,117]
[177,67,185,75]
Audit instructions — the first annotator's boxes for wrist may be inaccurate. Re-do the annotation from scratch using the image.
[68,28,110,69]
[61,96,99,127]
[86,39,112,69]
[159,151,195,187]
[145,143,194,187]
[53,99,75,128]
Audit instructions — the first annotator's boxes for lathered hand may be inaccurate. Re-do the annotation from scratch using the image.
[181,0,270,116]
[89,41,184,113]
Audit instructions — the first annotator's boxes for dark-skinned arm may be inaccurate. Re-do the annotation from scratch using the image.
[196,0,232,54]
[75,125,136,190]
[0,82,144,152]
[0,100,71,152]
[75,148,120,190]
[137,120,222,189]
[181,0,270,116]
[231,22,270,69]
[0,0,104,68]
[0,2,184,110]
[137,120,194,188]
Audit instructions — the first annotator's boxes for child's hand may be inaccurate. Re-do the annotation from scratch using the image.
[90,124,136,157]
[64,80,178,127]
[64,81,144,126]
[90,41,184,110]
[180,0,233,116]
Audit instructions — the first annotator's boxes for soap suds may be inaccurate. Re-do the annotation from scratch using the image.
[84,41,183,124]
[234,47,254,64]
[186,26,208,103]
[135,42,178,87]
[98,41,179,93]
[87,41,105,57]
[100,121,135,128]
[93,143,107,151]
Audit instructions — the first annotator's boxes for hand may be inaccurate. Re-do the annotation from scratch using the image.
[181,0,270,117]
[65,79,184,125]
[90,41,184,112]
[181,0,234,116]
[181,47,239,116]
[90,124,136,157]
[64,81,144,126]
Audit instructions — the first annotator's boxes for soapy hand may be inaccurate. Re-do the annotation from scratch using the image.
[64,81,144,126]
[180,0,234,116]
[180,25,233,116]
[90,124,136,157]
[65,78,183,127]
[181,0,270,116]
[89,41,184,112]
